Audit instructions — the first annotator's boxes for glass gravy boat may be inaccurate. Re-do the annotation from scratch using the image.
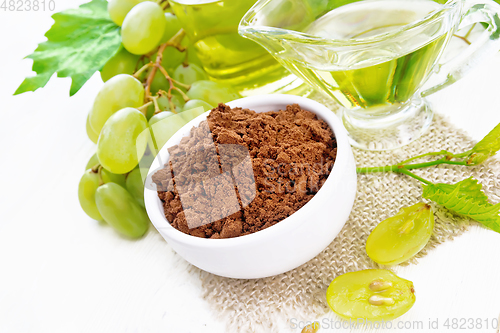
[239,0,500,150]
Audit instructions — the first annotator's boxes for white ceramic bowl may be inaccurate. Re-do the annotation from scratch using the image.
[145,95,357,279]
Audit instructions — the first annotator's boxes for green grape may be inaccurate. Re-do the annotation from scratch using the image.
[183,99,214,112]
[101,169,127,188]
[160,13,182,44]
[86,115,99,144]
[187,80,241,106]
[161,47,185,72]
[149,110,175,126]
[85,154,127,187]
[139,148,156,170]
[173,63,208,86]
[161,38,189,71]
[326,269,416,321]
[150,71,170,94]
[148,107,204,153]
[146,93,184,118]
[97,107,148,174]
[186,44,203,68]
[126,168,147,207]
[85,153,100,170]
[78,170,103,221]
[122,2,166,55]
[147,40,187,85]
[88,74,144,135]
[146,103,156,120]
[101,47,140,82]
[159,94,185,111]
[95,183,149,238]
[149,47,188,94]
[366,203,434,266]
[107,0,146,26]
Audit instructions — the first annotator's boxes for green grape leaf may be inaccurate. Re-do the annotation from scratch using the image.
[423,177,500,233]
[467,123,500,165]
[427,177,489,205]
[15,0,121,96]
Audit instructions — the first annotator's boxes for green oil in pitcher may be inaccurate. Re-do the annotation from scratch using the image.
[239,0,498,150]
[290,0,450,113]
[169,0,305,96]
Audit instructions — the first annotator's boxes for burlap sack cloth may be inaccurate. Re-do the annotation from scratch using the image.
[195,97,500,332]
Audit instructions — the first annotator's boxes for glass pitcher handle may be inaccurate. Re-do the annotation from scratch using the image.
[421,1,500,98]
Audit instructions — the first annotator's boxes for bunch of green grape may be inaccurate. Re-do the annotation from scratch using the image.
[80,0,242,238]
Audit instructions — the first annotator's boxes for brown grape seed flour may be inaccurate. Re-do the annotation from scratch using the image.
[152,103,337,239]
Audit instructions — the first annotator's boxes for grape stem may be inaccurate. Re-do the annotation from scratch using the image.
[398,168,433,185]
[464,23,477,40]
[133,63,152,79]
[182,49,189,67]
[157,66,191,95]
[144,44,167,106]
[150,95,161,114]
[452,23,477,46]
[97,166,104,186]
[357,149,469,174]
[91,164,100,173]
[141,29,188,115]
[157,90,177,114]
[157,0,169,6]
[357,149,472,187]
[454,35,471,45]
[158,66,191,90]
[357,158,468,173]
[138,101,153,113]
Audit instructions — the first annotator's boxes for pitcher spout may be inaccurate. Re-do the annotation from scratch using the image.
[238,0,319,53]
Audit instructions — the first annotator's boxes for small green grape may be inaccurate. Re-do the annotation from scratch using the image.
[149,47,189,94]
[159,94,185,111]
[149,71,169,94]
[88,74,144,136]
[97,107,148,174]
[183,99,214,112]
[126,168,148,207]
[101,169,127,188]
[101,47,140,82]
[122,2,166,55]
[161,38,189,71]
[147,40,187,84]
[149,70,186,96]
[148,111,177,151]
[146,93,184,118]
[149,110,175,126]
[86,115,99,144]
[107,0,146,26]
[366,203,434,266]
[85,154,127,188]
[161,47,185,72]
[95,183,149,238]
[160,13,182,44]
[146,103,156,120]
[326,269,416,321]
[85,154,100,170]
[139,148,156,170]
[187,80,241,106]
[148,107,204,153]
[186,44,203,68]
[173,63,208,86]
[78,170,102,221]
